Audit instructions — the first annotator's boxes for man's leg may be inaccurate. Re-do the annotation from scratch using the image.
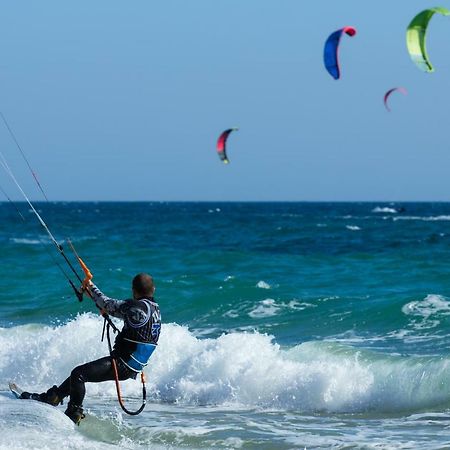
[19,385,62,406]
[63,356,132,424]
[18,356,117,407]
[66,356,118,406]
[18,356,133,425]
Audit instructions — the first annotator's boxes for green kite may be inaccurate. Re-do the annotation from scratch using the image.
[406,7,450,72]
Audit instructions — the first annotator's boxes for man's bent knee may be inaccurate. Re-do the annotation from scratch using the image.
[70,365,87,383]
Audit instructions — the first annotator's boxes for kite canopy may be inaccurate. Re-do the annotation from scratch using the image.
[216,128,238,164]
[323,26,357,80]
[406,7,450,72]
[383,87,408,112]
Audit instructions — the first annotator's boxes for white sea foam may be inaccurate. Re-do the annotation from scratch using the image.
[0,399,115,450]
[402,295,450,331]
[372,207,398,213]
[256,280,271,289]
[345,225,361,231]
[68,235,98,242]
[248,299,280,318]
[248,299,314,319]
[10,238,41,245]
[394,215,450,222]
[10,235,97,246]
[328,328,444,349]
[403,294,450,318]
[1,314,450,416]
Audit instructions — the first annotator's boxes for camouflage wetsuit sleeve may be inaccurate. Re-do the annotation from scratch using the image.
[89,283,128,319]
[89,282,160,372]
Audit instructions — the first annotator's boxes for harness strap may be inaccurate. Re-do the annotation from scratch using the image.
[106,321,146,415]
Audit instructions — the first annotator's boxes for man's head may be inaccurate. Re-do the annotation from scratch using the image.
[132,273,155,299]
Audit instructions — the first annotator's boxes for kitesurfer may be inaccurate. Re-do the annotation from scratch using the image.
[19,273,161,425]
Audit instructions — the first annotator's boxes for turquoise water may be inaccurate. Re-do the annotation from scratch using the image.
[2,202,450,449]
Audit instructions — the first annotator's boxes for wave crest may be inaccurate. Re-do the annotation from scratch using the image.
[2,315,450,414]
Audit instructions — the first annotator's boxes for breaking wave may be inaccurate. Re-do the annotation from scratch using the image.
[1,314,450,414]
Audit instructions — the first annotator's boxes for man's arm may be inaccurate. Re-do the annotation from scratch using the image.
[89,282,127,319]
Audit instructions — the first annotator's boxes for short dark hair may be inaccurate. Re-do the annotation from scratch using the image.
[132,273,154,297]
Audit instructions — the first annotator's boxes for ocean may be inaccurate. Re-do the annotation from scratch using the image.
[1,201,450,449]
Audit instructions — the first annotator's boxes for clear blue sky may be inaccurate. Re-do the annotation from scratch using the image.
[0,1,449,201]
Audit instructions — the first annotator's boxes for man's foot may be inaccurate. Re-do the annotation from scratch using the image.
[18,391,41,401]
[19,385,62,406]
[65,402,85,425]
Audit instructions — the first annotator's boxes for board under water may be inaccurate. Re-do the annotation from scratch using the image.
[9,381,23,398]
[8,381,75,424]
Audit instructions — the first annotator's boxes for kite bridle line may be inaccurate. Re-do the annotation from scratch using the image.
[0,149,86,300]
[0,112,48,201]
[0,179,85,301]
[0,145,120,318]
[0,113,86,299]
[0,183,25,221]
[0,115,100,304]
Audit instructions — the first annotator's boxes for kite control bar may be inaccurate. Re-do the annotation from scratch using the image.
[79,255,93,291]
[68,239,94,298]
[67,239,119,334]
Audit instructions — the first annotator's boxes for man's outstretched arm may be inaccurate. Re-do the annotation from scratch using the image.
[89,283,127,319]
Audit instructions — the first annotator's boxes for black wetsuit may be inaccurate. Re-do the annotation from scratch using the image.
[56,284,161,407]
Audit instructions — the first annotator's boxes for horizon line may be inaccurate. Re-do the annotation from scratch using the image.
[1,200,450,204]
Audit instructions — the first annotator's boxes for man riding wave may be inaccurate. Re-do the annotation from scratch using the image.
[19,273,161,425]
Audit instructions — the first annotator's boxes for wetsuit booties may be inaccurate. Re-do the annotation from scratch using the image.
[65,402,85,425]
[19,385,62,406]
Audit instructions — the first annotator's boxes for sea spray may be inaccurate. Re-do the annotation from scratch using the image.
[3,314,450,414]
